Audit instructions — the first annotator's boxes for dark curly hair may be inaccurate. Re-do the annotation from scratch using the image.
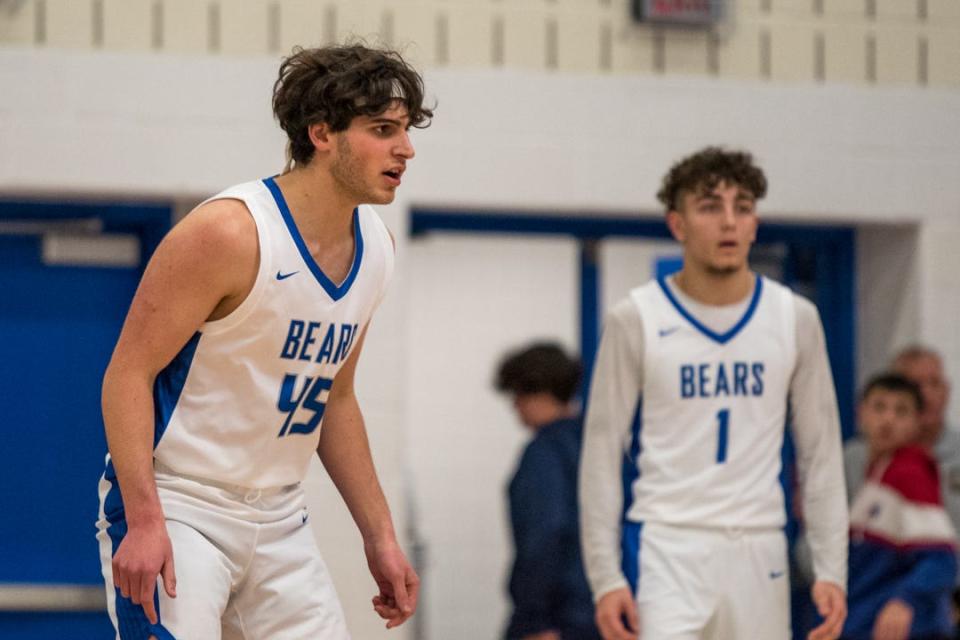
[272,43,434,168]
[656,147,767,213]
[495,342,583,404]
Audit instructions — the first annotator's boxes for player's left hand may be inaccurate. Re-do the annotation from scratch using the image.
[808,580,847,640]
[365,537,419,629]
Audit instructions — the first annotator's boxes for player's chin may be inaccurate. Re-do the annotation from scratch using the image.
[367,187,398,205]
[707,262,744,276]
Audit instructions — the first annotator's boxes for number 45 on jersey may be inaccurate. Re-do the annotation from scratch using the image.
[276,373,333,437]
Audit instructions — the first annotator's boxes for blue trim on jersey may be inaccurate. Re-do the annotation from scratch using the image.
[153,331,201,448]
[621,521,643,595]
[656,274,763,345]
[102,463,177,639]
[621,399,643,517]
[263,176,365,301]
[621,400,643,595]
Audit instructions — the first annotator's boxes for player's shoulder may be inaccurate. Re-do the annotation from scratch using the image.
[761,276,815,312]
[765,279,821,330]
[183,199,256,251]
[607,289,647,332]
[163,190,258,272]
[620,278,662,309]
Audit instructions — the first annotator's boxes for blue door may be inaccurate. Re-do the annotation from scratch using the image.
[0,202,170,639]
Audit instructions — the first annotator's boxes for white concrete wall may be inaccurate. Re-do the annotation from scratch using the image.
[3,49,959,221]
[403,233,579,639]
[856,224,922,388]
[2,47,960,638]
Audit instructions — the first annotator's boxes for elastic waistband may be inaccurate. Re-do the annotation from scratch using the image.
[635,519,782,539]
[153,461,300,503]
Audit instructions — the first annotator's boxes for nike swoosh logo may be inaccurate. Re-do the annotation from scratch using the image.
[658,326,680,338]
[769,571,785,579]
[276,270,299,281]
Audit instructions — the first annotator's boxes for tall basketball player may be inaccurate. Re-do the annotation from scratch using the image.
[579,148,848,640]
[96,44,432,638]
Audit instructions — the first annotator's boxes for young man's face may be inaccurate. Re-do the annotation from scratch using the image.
[329,101,415,205]
[667,181,758,276]
[859,388,921,458]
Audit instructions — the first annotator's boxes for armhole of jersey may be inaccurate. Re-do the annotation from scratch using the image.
[200,196,271,335]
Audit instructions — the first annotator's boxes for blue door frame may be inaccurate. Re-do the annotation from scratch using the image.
[410,209,857,438]
[0,198,172,639]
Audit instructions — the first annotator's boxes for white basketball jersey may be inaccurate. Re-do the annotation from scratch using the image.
[149,177,393,489]
[627,275,797,529]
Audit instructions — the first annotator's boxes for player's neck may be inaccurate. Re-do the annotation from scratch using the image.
[672,266,754,306]
[273,166,357,245]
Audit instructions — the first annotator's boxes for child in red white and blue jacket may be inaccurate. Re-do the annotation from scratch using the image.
[843,373,958,640]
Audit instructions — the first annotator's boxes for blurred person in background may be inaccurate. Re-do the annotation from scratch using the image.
[842,373,957,640]
[845,346,960,526]
[496,342,601,640]
[844,346,960,634]
[579,147,848,640]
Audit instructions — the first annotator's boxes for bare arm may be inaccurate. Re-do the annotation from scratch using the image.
[102,199,257,623]
[317,327,418,629]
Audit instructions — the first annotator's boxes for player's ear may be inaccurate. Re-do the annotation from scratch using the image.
[308,122,333,153]
[666,209,686,243]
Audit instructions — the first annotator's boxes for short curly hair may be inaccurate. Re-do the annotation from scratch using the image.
[272,43,433,168]
[657,147,767,213]
[495,343,583,404]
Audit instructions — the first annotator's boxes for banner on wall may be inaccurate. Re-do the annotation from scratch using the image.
[632,0,723,25]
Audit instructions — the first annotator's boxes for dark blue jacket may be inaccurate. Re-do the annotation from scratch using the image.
[843,446,958,640]
[505,417,600,639]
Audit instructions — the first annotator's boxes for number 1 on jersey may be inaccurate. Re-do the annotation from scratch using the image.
[716,408,730,463]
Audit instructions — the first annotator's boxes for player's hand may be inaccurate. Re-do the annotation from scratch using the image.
[871,598,913,640]
[365,537,419,629]
[595,587,640,640]
[521,631,561,640]
[111,521,176,625]
[808,580,846,640]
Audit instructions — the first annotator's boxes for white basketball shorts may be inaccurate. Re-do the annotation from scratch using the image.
[96,462,350,639]
[622,521,790,640]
